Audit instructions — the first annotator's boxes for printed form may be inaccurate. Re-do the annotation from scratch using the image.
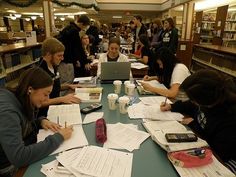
[71,146,133,177]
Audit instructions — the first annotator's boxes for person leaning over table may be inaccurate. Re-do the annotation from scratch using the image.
[160,70,236,174]
[140,47,190,100]
[38,38,81,117]
[97,37,129,77]
[0,67,73,177]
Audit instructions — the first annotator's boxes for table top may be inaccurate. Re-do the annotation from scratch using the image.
[23,84,179,177]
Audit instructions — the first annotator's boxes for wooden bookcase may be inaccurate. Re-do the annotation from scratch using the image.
[191,44,236,79]
[0,43,41,88]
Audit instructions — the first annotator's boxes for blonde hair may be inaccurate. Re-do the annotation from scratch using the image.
[42,37,65,56]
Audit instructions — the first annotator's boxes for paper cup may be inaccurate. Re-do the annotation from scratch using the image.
[127,83,135,96]
[113,80,122,94]
[124,80,131,94]
[107,93,118,110]
[118,96,130,114]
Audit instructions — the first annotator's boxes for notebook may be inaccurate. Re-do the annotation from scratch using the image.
[100,62,131,83]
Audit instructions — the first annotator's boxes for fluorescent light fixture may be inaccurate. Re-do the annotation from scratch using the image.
[54,12,87,16]
[11,16,16,20]
[15,14,21,18]
[67,15,74,19]
[112,16,122,19]
[60,17,65,21]
[195,0,236,11]
[31,16,37,20]
[7,10,16,13]
[22,12,42,16]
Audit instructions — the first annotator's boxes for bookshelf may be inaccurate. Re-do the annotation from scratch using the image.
[191,44,236,79]
[223,5,236,47]
[0,42,42,88]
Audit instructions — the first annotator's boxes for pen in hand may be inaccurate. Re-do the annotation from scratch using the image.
[57,116,59,125]
[65,121,67,128]
[164,97,167,106]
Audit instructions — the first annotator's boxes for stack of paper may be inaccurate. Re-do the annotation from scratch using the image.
[136,80,167,95]
[131,62,148,69]
[103,123,150,152]
[142,120,208,152]
[73,76,97,87]
[127,101,183,121]
[47,104,82,125]
[75,87,103,103]
[41,146,133,177]
[37,125,88,155]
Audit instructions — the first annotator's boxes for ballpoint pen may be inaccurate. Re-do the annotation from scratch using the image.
[164,97,168,106]
[57,116,59,125]
[65,121,67,128]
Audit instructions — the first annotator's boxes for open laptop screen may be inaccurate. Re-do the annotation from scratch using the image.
[100,62,131,83]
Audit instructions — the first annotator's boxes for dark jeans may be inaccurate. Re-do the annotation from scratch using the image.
[0,165,16,177]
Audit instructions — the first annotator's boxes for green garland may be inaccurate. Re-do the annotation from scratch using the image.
[2,0,39,7]
[52,0,100,11]
[2,0,100,11]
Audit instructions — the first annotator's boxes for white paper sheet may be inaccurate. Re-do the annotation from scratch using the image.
[71,146,133,177]
[103,123,139,150]
[37,125,88,155]
[143,120,208,152]
[131,62,148,69]
[73,77,93,82]
[47,104,82,125]
[104,123,150,152]
[139,96,172,105]
[83,112,104,124]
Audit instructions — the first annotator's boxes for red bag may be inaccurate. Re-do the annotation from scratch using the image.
[96,118,107,144]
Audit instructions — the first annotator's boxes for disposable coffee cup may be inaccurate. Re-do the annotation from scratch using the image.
[107,93,118,110]
[124,80,131,94]
[113,80,122,94]
[118,96,130,114]
[127,83,135,96]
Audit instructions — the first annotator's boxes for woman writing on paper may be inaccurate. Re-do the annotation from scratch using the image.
[140,47,190,100]
[0,68,73,177]
[160,70,236,174]
[97,37,128,77]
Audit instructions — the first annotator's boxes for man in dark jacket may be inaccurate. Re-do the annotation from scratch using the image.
[58,15,91,77]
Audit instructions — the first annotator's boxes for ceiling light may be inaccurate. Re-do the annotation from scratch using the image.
[11,16,17,20]
[54,16,57,20]
[25,18,31,21]
[7,10,16,13]
[31,16,37,20]
[15,14,21,18]
[60,17,65,21]
[112,16,122,19]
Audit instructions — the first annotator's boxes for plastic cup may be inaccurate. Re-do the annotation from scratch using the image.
[113,80,122,94]
[107,93,118,110]
[118,96,130,114]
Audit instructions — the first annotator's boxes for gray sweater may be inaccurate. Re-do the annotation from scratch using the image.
[0,89,64,169]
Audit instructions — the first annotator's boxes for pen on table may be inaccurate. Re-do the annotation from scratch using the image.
[65,121,67,128]
[57,116,59,125]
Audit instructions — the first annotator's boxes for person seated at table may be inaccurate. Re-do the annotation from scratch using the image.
[0,67,73,177]
[140,47,190,100]
[39,38,81,117]
[81,34,96,61]
[160,70,236,174]
[97,37,128,77]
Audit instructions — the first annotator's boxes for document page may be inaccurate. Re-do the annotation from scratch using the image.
[47,104,82,125]
[105,123,150,152]
[37,125,88,155]
[139,96,172,105]
[71,146,133,177]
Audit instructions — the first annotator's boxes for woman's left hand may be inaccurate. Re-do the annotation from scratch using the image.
[41,119,61,132]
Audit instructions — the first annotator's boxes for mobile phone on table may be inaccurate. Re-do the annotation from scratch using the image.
[165,133,198,143]
[80,103,102,114]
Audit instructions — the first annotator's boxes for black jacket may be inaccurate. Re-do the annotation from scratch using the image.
[171,100,236,162]
[161,27,178,54]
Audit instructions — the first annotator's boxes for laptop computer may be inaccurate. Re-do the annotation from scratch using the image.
[100,62,131,83]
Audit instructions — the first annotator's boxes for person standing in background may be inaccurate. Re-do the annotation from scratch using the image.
[58,15,91,77]
[161,17,178,54]
[151,18,164,50]
[132,15,147,53]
